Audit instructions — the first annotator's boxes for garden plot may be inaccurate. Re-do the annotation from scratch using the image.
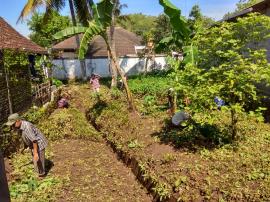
[87,83,270,201]
[8,84,152,202]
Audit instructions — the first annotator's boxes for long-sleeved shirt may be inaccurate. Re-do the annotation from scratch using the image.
[20,121,48,151]
[90,77,100,90]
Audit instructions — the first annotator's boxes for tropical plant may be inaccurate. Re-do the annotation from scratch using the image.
[53,0,136,111]
[27,11,71,48]
[157,0,195,60]
[18,0,95,80]
[170,13,270,140]
[187,5,215,34]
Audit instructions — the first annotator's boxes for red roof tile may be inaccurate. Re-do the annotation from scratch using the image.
[0,17,46,54]
[53,27,142,57]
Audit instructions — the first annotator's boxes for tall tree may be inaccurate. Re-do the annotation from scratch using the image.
[152,14,171,44]
[18,0,94,80]
[117,13,157,43]
[189,5,202,21]
[54,0,136,111]
[27,11,71,48]
[109,0,127,87]
[188,4,214,33]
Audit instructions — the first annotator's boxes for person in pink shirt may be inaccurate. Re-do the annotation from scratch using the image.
[89,73,101,93]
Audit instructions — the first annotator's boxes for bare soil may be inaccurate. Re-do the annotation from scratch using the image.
[51,139,151,202]
[49,84,152,201]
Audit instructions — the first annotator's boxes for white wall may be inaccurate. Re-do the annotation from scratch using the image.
[52,56,167,80]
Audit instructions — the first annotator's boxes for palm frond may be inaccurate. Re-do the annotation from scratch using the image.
[73,0,91,26]
[53,26,88,40]
[17,0,43,23]
[43,0,65,21]
[78,22,103,59]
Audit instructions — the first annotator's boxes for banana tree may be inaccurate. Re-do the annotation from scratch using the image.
[18,0,95,81]
[159,0,198,65]
[54,0,136,111]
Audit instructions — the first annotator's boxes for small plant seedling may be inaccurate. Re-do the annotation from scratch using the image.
[127,139,143,149]
[161,153,176,164]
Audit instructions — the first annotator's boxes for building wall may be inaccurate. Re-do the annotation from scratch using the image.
[52,56,167,80]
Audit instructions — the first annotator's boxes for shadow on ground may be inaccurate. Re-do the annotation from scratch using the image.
[86,99,108,130]
[45,159,54,176]
[151,119,233,152]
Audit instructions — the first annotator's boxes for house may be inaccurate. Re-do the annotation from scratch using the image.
[0,17,46,124]
[221,0,270,62]
[222,0,270,22]
[52,27,167,79]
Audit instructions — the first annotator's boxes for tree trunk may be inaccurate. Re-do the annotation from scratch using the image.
[109,1,118,88]
[144,57,149,74]
[68,0,87,81]
[231,109,237,140]
[104,35,136,112]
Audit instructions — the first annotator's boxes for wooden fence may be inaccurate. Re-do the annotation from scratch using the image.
[32,81,51,106]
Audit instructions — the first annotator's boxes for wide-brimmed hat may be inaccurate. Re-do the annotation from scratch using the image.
[5,113,20,126]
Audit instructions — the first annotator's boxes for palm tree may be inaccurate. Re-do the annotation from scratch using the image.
[18,0,94,80]
[54,0,136,111]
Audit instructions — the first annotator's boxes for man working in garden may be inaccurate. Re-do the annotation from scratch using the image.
[6,113,48,177]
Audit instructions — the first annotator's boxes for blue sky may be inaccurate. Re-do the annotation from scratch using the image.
[0,0,239,37]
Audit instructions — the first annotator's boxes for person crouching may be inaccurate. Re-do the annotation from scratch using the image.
[6,113,48,178]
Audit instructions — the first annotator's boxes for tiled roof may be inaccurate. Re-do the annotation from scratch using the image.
[0,17,46,54]
[53,27,142,57]
[222,0,270,22]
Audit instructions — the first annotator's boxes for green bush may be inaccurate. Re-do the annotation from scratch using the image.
[52,78,63,87]
[128,74,171,98]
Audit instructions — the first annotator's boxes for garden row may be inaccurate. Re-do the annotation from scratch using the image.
[86,78,270,201]
[7,84,152,201]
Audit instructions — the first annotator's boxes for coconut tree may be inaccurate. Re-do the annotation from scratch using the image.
[18,0,95,80]
[54,0,136,111]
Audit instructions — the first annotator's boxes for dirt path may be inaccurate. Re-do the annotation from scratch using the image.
[48,85,152,201]
[51,139,151,202]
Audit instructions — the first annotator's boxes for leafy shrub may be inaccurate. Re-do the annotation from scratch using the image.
[168,13,270,140]
[128,74,171,97]
[52,78,63,87]
[142,95,157,114]
[22,106,46,124]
